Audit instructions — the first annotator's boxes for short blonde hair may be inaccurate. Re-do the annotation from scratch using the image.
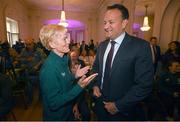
[39,24,67,50]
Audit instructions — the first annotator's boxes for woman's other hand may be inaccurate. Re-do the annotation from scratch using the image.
[78,73,98,88]
[75,65,90,78]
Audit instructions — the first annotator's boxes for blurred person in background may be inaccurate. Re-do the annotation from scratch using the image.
[69,50,91,121]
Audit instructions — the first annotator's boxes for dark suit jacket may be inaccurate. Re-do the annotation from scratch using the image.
[92,33,154,115]
[155,45,161,62]
[154,45,161,73]
[80,44,89,55]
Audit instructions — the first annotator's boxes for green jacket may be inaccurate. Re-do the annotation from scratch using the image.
[158,72,180,97]
[40,51,83,121]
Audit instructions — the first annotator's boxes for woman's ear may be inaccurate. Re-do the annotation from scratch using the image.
[49,41,55,49]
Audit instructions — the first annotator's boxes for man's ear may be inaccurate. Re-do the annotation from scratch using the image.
[122,19,128,29]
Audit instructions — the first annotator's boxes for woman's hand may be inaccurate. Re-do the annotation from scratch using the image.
[75,65,90,78]
[78,73,98,88]
[71,64,79,75]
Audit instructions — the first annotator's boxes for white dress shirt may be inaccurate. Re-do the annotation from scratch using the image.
[100,32,125,89]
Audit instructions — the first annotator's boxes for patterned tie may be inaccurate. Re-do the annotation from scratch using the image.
[102,41,116,97]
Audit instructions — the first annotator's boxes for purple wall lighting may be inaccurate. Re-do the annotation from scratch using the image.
[44,19,85,28]
[133,23,141,30]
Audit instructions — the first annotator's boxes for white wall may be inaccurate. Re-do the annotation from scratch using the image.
[0,0,178,52]
[0,0,30,42]
[0,1,7,41]
[153,0,170,40]
[172,11,180,41]
[29,9,98,43]
[5,0,30,40]
[160,0,180,52]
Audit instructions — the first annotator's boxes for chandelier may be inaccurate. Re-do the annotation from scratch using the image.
[58,0,68,27]
[140,5,150,31]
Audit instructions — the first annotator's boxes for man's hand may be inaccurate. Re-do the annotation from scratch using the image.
[174,92,179,98]
[103,101,118,115]
[73,103,81,120]
[93,86,102,97]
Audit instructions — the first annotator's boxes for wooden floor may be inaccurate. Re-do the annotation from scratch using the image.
[7,88,43,121]
[6,86,97,121]
[6,86,170,121]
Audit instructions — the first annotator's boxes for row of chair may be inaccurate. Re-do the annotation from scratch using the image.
[0,55,30,120]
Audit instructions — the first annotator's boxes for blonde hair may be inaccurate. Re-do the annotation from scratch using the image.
[39,24,67,50]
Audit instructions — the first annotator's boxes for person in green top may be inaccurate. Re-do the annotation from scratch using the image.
[158,59,180,120]
[39,24,98,121]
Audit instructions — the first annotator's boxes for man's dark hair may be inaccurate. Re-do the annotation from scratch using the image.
[107,4,129,20]
[166,59,179,71]
[150,37,157,41]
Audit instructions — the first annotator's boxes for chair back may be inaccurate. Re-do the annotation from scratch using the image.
[0,56,6,74]
[0,73,15,120]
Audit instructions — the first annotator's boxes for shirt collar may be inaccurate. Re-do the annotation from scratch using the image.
[110,32,126,45]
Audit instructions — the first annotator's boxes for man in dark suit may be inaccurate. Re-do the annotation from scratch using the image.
[80,41,89,55]
[92,4,154,120]
[149,36,161,74]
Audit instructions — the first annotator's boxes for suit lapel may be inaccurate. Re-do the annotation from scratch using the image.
[110,33,132,75]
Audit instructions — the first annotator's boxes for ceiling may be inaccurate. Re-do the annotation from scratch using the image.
[21,0,155,16]
[135,0,155,16]
[22,0,105,12]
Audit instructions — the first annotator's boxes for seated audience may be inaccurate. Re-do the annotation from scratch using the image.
[80,41,89,56]
[88,49,96,67]
[19,41,47,76]
[18,41,47,104]
[69,50,91,120]
[0,64,15,120]
[162,41,180,67]
[158,59,180,120]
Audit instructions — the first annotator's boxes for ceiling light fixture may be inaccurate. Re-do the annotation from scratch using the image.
[58,0,68,27]
[140,5,150,31]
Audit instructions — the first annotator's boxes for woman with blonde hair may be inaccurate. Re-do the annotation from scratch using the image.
[39,24,97,121]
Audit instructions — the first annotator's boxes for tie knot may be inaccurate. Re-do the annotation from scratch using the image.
[111,41,116,46]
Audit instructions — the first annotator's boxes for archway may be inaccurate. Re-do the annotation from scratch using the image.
[160,0,180,51]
